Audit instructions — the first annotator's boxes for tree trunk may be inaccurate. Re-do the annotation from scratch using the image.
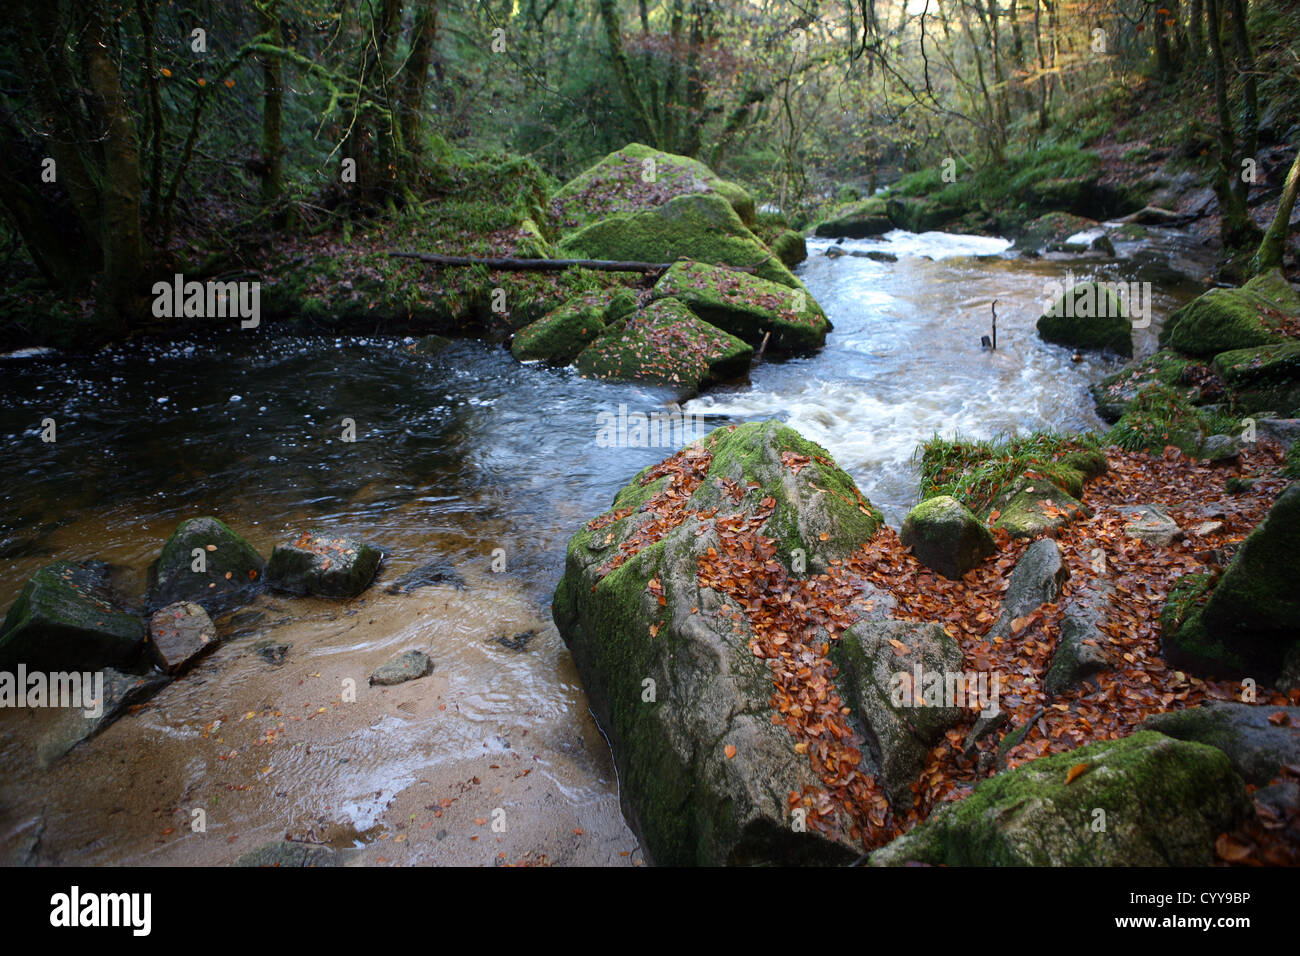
[399,0,439,159]
[257,0,286,206]
[598,0,657,146]
[1253,149,1300,273]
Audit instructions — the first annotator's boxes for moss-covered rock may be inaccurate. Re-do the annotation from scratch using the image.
[1037,282,1132,356]
[1014,212,1101,251]
[558,193,798,288]
[870,731,1252,866]
[813,196,893,238]
[770,230,808,268]
[510,300,607,363]
[551,420,883,864]
[1212,342,1300,389]
[1160,270,1300,358]
[0,561,144,671]
[147,516,265,613]
[1193,483,1300,682]
[551,143,756,232]
[899,495,995,580]
[649,260,830,352]
[573,297,753,394]
[1089,350,1195,422]
[1141,701,1300,786]
[885,195,959,233]
[265,531,382,599]
[987,480,1091,539]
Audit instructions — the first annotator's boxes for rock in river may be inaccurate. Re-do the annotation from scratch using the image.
[148,516,264,613]
[265,531,382,599]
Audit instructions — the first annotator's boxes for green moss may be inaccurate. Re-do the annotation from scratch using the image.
[559,193,799,288]
[770,230,808,268]
[1037,282,1132,356]
[813,196,892,238]
[1212,342,1300,389]
[511,301,606,363]
[1106,383,1219,455]
[1090,350,1195,421]
[1161,271,1299,358]
[650,260,828,352]
[919,431,1103,514]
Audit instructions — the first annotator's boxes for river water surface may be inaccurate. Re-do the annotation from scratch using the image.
[0,226,1214,865]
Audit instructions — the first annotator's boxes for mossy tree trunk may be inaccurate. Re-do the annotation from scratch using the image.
[399,1,439,161]
[256,0,286,207]
[1252,148,1300,275]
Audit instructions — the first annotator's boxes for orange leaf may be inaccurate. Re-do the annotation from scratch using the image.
[724,744,737,760]
[1065,763,1088,785]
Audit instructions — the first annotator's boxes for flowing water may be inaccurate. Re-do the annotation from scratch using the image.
[0,226,1215,865]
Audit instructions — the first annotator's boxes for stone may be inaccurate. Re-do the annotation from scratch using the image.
[899,495,996,580]
[871,731,1252,866]
[368,649,433,686]
[148,516,264,613]
[1161,270,1300,358]
[1113,503,1183,546]
[649,259,830,352]
[813,197,892,238]
[840,618,968,808]
[1036,282,1133,356]
[385,560,466,593]
[1141,701,1300,785]
[552,420,884,865]
[254,640,290,665]
[573,297,753,395]
[988,481,1090,539]
[511,300,607,364]
[234,841,354,867]
[36,668,170,767]
[0,560,144,672]
[147,601,215,674]
[495,631,536,651]
[1043,584,1113,696]
[992,539,1070,638]
[1199,433,1242,461]
[265,531,382,599]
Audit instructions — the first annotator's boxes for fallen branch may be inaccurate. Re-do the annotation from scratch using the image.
[388,252,758,274]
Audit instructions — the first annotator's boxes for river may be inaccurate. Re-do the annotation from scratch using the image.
[0,225,1214,865]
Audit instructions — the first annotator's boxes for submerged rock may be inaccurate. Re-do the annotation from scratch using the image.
[385,560,466,593]
[369,649,433,686]
[148,516,265,613]
[265,531,381,599]
[148,601,216,674]
[37,668,170,767]
[552,420,883,864]
[558,192,798,288]
[1036,281,1133,356]
[1142,701,1300,786]
[234,841,354,867]
[870,731,1252,866]
[573,297,753,394]
[649,259,829,352]
[0,560,144,672]
[899,495,995,580]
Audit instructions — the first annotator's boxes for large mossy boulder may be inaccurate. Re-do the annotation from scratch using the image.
[1142,701,1300,786]
[885,196,957,233]
[148,516,264,613]
[770,230,808,268]
[558,193,799,288]
[649,260,830,352]
[813,196,892,238]
[987,480,1091,539]
[1212,343,1300,415]
[511,300,608,364]
[265,531,382,599]
[1013,212,1102,251]
[552,143,756,232]
[1089,350,1195,422]
[551,420,884,865]
[1167,484,1300,682]
[1036,282,1133,356]
[573,297,753,394]
[870,731,1252,866]
[899,495,995,580]
[0,561,144,671]
[1160,270,1300,358]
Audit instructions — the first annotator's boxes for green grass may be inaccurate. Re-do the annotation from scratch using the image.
[918,431,1105,514]
[1105,383,1239,455]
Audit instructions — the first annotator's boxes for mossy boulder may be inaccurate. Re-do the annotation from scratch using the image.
[1089,350,1194,422]
[1141,701,1300,786]
[511,300,607,364]
[649,260,830,352]
[1212,342,1300,390]
[551,420,884,865]
[559,193,798,288]
[870,731,1252,866]
[1191,483,1300,682]
[770,230,808,268]
[987,480,1091,539]
[148,516,265,613]
[1037,282,1132,356]
[265,531,382,599]
[813,196,892,238]
[573,297,753,395]
[885,196,958,233]
[900,495,995,580]
[1160,270,1300,358]
[1013,212,1101,251]
[0,561,144,671]
[551,143,756,232]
